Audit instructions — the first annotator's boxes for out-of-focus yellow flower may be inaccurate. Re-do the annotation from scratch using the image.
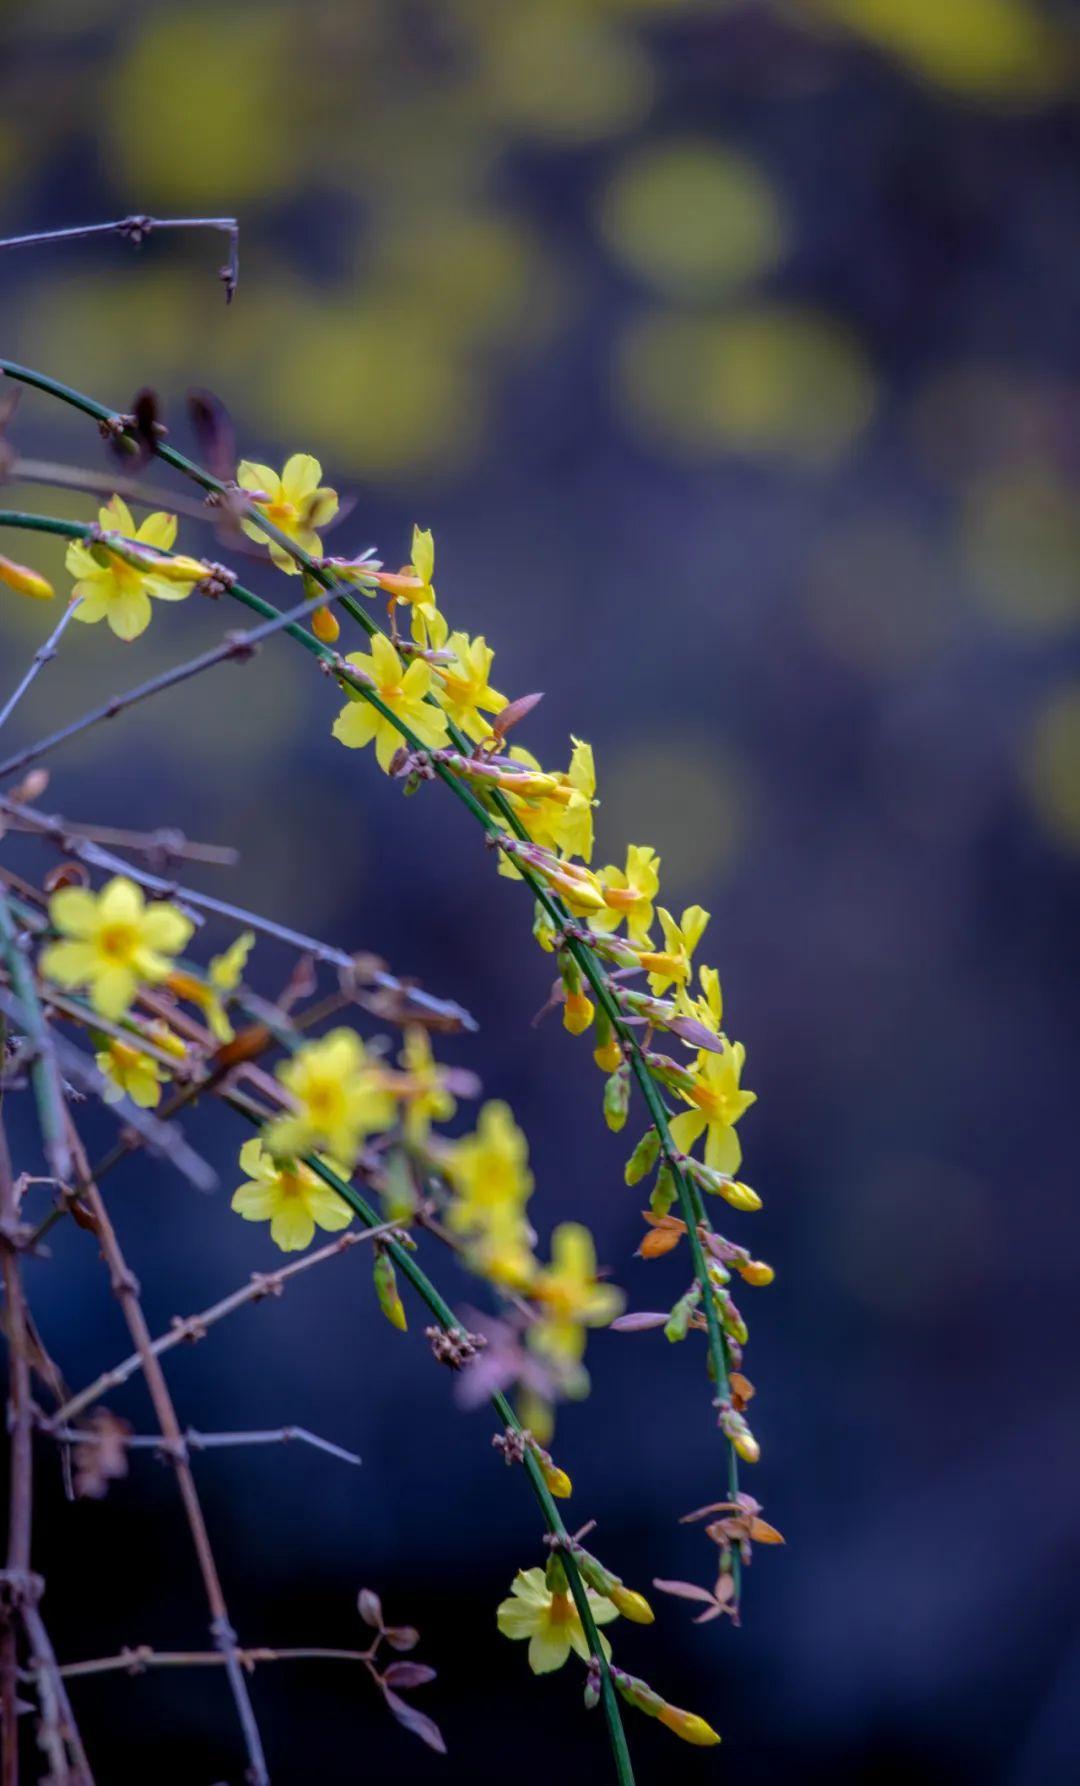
[496,1567,617,1674]
[0,553,53,601]
[591,844,660,947]
[431,629,509,741]
[669,1042,756,1176]
[530,1223,625,1363]
[237,454,339,574]
[446,1100,536,1288]
[264,1028,397,1165]
[95,1037,167,1108]
[65,498,200,641]
[398,1024,456,1145]
[166,930,256,1045]
[210,930,256,992]
[231,1138,352,1253]
[639,904,710,996]
[332,633,450,772]
[41,876,193,1021]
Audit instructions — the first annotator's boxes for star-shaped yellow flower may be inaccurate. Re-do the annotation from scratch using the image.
[231,1138,352,1252]
[237,454,339,574]
[65,497,200,641]
[669,1041,756,1175]
[639,904,710,997]
[590,845,660,948]
[40,876,193,1021]
[530,1223,625,1363]
[496,1568,617,1674]
[264,1029,397,1166]
[332,633,450,772]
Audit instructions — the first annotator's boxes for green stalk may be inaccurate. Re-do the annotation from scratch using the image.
[0,358,746,1515]
[224,1088,635,1784]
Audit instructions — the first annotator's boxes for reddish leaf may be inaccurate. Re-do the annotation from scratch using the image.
[610,1311,668,1332]
[680,1501,739,1524]
[383,1689,447,1754]
[357,1588,383,1628]
[491,692,544,741]
[638,1226,683,1259]
[748,1519,785,1545]
[383,1625,420,1652]
[652,1579,720,1605]
[383,1662,436,1689]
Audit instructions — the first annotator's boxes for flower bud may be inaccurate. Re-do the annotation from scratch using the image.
[657,1704,722,1747]
[649,1163,676,1217]
[664,1286,699,1343]
[624,1128,660,1187]
[603,1066,630,1132]
[542,1462,573,1499]
[563,989,595,1036]
[310,604,341,644]
[737,1258,774,1287]
[607,1584,655,1625]
[373,1253,407,1331]
[0,553,54,601]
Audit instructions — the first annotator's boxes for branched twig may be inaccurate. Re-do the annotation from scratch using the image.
[0,217,239,302]
[62,1123,269,1786]
[48,1229,385,1430]
[52,1425,363,1469]
[0,601,82,738]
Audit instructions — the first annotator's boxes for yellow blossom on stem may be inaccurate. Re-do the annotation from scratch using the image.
[590,845,660,948]
[40,876,193,1021]
[639,904,710,997]
[503,738,597,864]
[431,630,508,742]
[236,454,338,574]
[210,930,256,994]
[166,930,256,1044]
[398,1024,456,1145]
[0,552,53,601]
[95,1038,167,1108]
[65,498,200,641]
[445,1100,536,1288]
[677,962,724,1036]
[530,1223,625,1363]
[230,1138,352,1253]
[669,1041,756,1175]
[496,1568,617,1674]
[264,1028,397,1165]
[332,633,449,772]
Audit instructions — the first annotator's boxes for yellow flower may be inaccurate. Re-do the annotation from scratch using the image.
[496,1568,617,1674]
[264,1028,396,1165]
[669,1041,756,1175]
[530,1223,625,1363]
[398,1025,456,1145]
[0,553,53,601]
[431,630,508,742]
[65,498,200,641]
[500,738,597,874]
[40,876,193,1021]
[372,525,439,630]
[591,845,660,948]
[95,1038,167,1108]
[332,633,450,772]
[677,962,723,1036]
[446,1101,536,1288]
[210,931,256,992]
[165,931,256,1045]
[231,1138,352,1253]
[639,904,710,996]
[236,454,338,574]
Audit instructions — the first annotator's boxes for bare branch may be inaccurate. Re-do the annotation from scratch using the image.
[51,1424,362,1470]
[0,217,239,303]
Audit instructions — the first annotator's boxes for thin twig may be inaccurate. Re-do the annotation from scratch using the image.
[0,601,82,738]
[0,809,237,869]
[58,1644,380,1680]
[2,458,223,526]
[0,885,70,1183]
[63,1123,269,1786]
[53,1425,362,1469]
[48,1229,384,1430]
[0,217,239,302]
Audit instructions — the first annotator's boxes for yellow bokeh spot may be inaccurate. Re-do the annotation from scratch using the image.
[107,10,299,205]
[600,741,745,892]
[961,471,1080,634]
[1025,684,1080,851]
[810,0,1068,104]
[477,5,654,143]
[600,140,785,298]
[617,304,875,465]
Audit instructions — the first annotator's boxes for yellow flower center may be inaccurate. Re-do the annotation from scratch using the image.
[98,922,138,961]
[265,499,298,527]
[547,1592,574,1627]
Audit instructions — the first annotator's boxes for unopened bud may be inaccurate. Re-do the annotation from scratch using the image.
[664,1286,700,1343]
[624,1128,660,1187]
[608,1584,655,1625]
[310,604,340,643]
[649,1163,676,1217]
[373,1253,407,1331]
[0,553,54,601]
[603,1066,630,1132]
[737,1258,774,1287]
[563,989,595,1036]
[658,1704,722,1747]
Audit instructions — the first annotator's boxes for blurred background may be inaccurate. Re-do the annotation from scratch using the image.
[1,0,1079,1780]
